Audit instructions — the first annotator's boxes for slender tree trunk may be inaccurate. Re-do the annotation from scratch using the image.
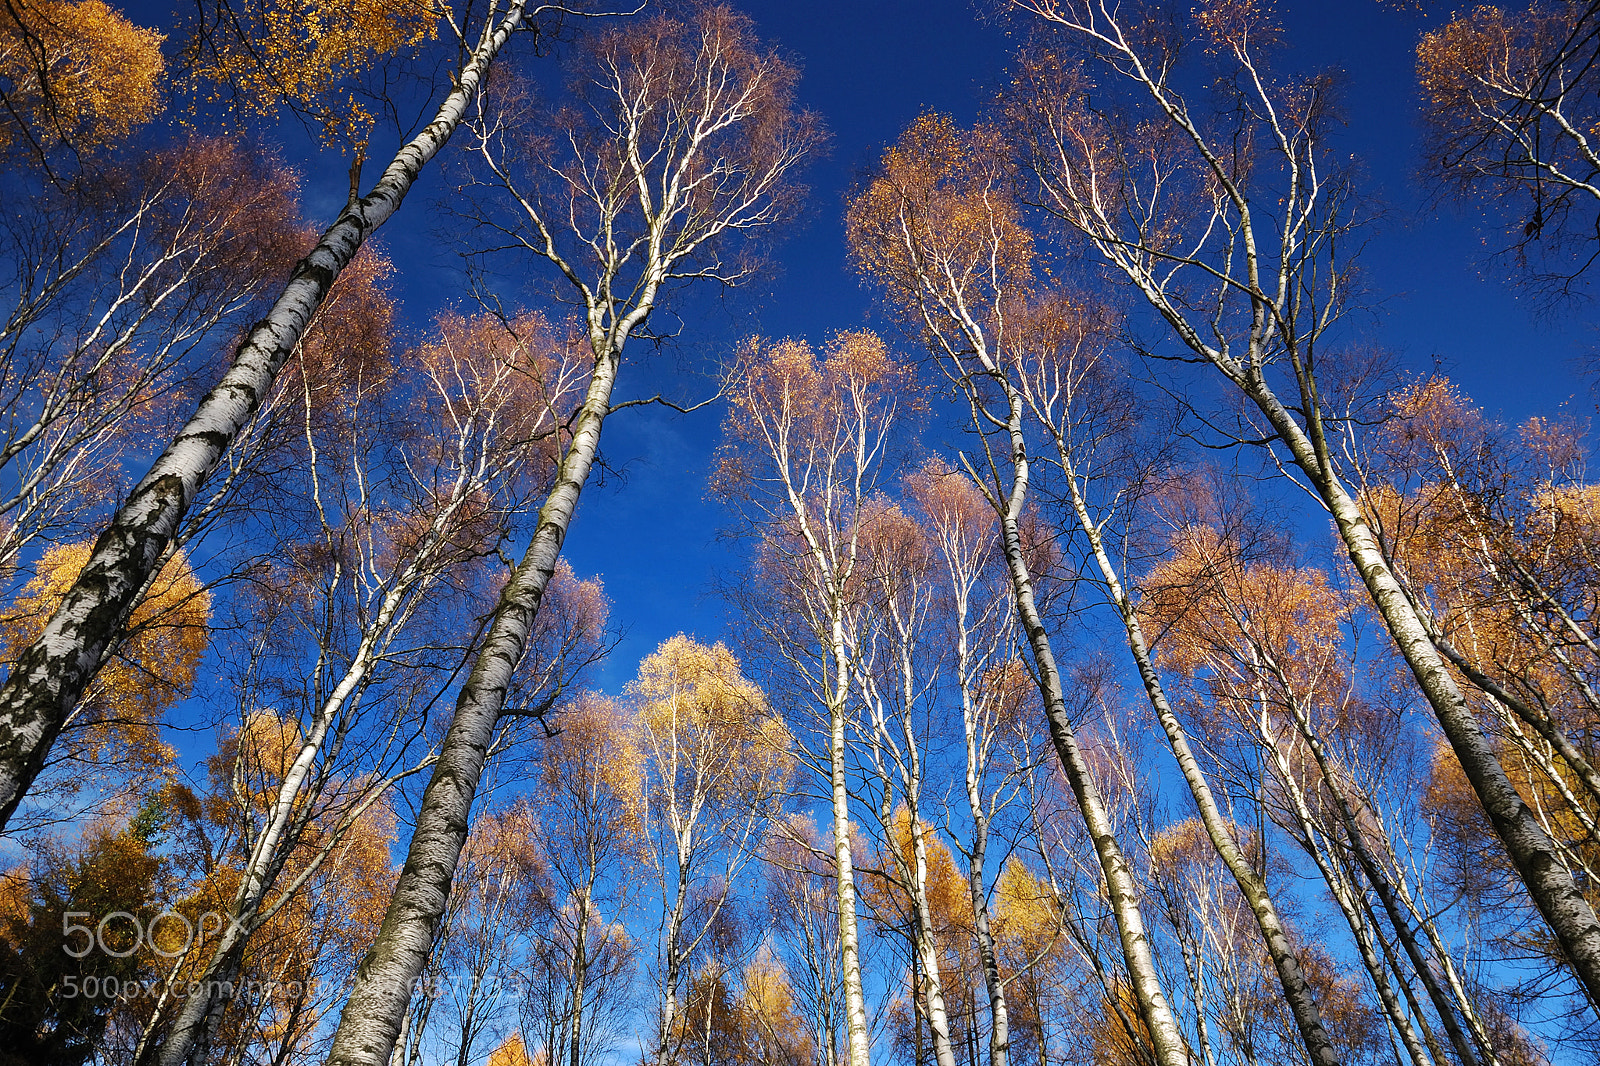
[907,812,960,1066]
[1019,5,1600,1003]
[156,930,249,1066]
[829,614,873,1066]
[0,0,534,834]
[1295,825,1434,1066]
[980,386,1190,1066]
[950,578,1010,1066]
[656,869,690,1064]
[1034,975,1048,1066]
[323,346,620,1066]
[1056,462,1340,1066]
[1258,689,1485,1066]
[966,806,1009,1066]
[1358,828,1491,1066]
[1282,704,1492,1066]
[912,936,925,1066]
[1360,888,1449,1066]
[154,581,428,1066]
[568,884,593,1066]
[1241,360,1600,1010]
[388,1003,412,1066]
[874,624,959,1066]
[1171,923,1216,1066]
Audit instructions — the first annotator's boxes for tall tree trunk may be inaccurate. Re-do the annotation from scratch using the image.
[1264,680,1492,1066]
[1250,372,1600,1008]
[1292,821,1434,1066]
[966,797,1009,1066]
[152,550,445,1066]
[829,615,874,1066]
[1359,888,1451,1066]
[1056,459,1341,1066]
[568,885,593,1066]
[0,0,532,834]
[1012,0,1600,1004]
[656,867,691,1065]
[979,386,1190,1066]
[324,346,620,1066]
[907,812,960,1066]
[947,576,1011,1066]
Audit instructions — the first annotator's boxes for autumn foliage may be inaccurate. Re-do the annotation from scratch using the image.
[0,4,1598,1066]
[0,542,206,786]
[0,0,163,151]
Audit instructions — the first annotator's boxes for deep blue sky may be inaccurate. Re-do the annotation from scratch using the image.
[119,0,1595,690]
[544,0,1595,688]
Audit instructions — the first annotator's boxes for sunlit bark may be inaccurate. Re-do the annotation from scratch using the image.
[718,333,913,1066]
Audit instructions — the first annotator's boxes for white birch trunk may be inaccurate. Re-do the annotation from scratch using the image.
[907,812,959,1066]
[945,566,1011,1066]
[567,883,594,1066]
[1011,0,1600,1009]
[323,8,814,1058]
[964,793,1009,1066]
[1263,677,1493,1066]
[1286,811,1435,1066]
[1257,380,1600,1009]
[655,873,689,1064]
[323,346,620,1066]
[983,387,1191,1066]
[147,361,523,1066]
[1056,457,1341,1066]
[828,616,874,1066]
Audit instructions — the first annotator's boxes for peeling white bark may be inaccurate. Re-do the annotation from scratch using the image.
[982,383,1190,1066]
[1046,428,1340,1066]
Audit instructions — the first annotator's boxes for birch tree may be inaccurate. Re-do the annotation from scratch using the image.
[1007,0,1600,1010]
[520,693,644,1066]
[717,331,917,1066]
[904,461,1023,1066]
[1140,515,1543,1066]
[765,816,850,1066]
[740,948,818,1066]
[632,635,794,1066]
[849,501,963,1066]
[326,12,816,1064]
[136,306,604,1066]
[847,113,1192,1066]
[171,774,399,1066]
[1360,377,1600,929]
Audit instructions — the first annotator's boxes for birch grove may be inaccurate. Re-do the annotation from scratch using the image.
[1007,0,1600,1014]
[6,3,1600,1066]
